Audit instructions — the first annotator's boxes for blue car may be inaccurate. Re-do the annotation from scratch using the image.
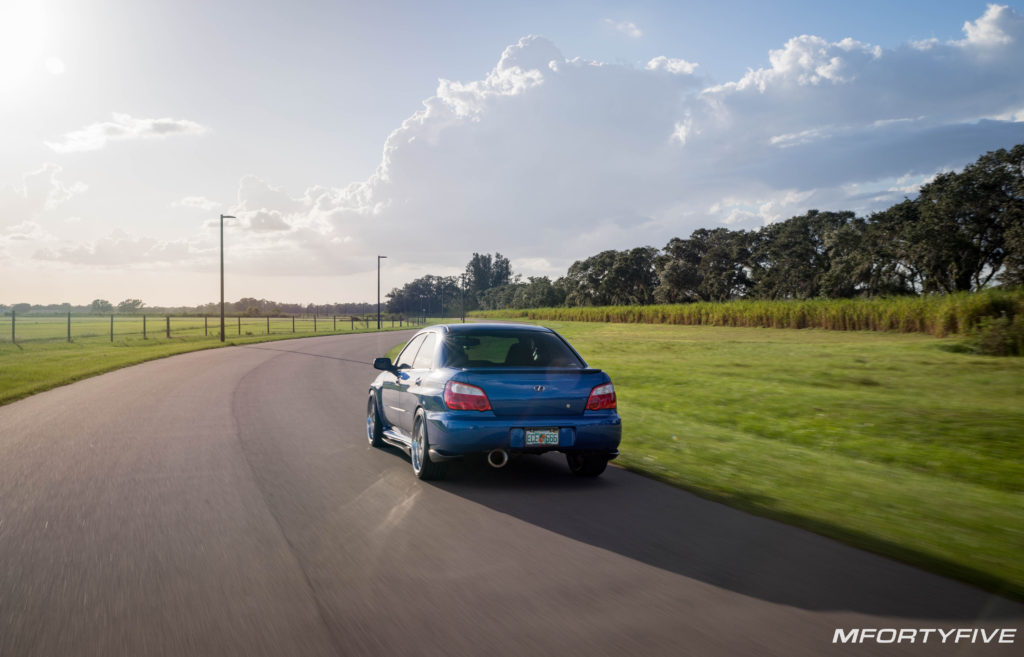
[367,323,621,480]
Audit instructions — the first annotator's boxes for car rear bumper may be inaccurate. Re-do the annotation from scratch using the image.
[424,410,622,459]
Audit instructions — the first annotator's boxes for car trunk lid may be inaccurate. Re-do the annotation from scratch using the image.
[454,368,606,417]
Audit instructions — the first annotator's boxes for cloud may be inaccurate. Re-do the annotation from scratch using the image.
[23,6,1024,287]
[247,210,290,232]
[308,11,1023,263]
[960,3,1024,46]
[604,19,643,38]
[174,196,221,212]
[0,164,87,228]
[45,113,208,153]
[33,231,196,267]
[645,56,699,75]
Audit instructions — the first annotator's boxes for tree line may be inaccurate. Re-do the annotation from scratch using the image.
[428,144,1022,311]
[2,298,382,317]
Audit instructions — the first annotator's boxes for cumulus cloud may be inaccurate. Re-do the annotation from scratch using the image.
[302,9,1024,273]
[604,19,643,38]
[959,3,1024,46]
[0,164,86,227]
[45,113,208,153]
[25,6,1024,286]
[645,56,699,75]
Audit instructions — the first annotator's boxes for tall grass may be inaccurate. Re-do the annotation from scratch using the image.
[471,288,1024,337]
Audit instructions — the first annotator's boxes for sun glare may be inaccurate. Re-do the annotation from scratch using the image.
[0,1,50,90]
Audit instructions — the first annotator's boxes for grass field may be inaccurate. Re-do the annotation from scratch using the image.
[0,315,422,406]
[460,320,1024,599]
[0,314,404,343]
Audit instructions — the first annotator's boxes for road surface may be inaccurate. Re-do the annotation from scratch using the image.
[0,331,1020,656]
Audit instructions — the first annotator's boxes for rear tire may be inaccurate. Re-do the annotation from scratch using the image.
[411,411,447,481]
[367,396,384,448]
[566,452,609,477]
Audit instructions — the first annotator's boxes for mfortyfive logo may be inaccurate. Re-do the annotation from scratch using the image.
[833,628,1017,645]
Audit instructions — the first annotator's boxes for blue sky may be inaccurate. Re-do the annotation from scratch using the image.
[2,0,1022,305]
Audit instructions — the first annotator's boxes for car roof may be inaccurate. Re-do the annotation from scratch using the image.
[436,322,553,334]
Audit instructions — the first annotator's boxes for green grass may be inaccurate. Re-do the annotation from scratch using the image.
[0,316,424,406]
[471,288,1024,337]
[498,320,1024,599]
[0,314,402,343]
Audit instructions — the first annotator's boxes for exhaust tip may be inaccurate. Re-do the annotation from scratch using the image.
[487,449,509,469]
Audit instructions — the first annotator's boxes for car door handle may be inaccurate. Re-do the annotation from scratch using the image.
[414,378,422,386]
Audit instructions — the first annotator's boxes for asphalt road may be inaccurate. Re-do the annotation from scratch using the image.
[0,331,1021,657]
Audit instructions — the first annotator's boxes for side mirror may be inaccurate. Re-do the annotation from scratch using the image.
[373,357,397,373]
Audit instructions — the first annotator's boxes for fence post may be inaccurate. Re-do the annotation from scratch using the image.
[314,315,317,332]
[267,316,270,334]
[292,316,295,333]
[10,310,14,344]
[67,312,71,342]
[204,315,208,337]
[238,316,241,335]
[110,314,114,342]
[143,315,147,340]
[166,316,170,338]
[334,315,337,331]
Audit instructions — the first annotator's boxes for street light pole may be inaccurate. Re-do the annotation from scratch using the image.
[219,214,235,342]
[377,255,387,330]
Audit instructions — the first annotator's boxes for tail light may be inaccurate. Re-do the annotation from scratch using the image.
[586,383,616,411]
[444,381,492,411]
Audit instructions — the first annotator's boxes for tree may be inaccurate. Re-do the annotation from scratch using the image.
[386,275,462,316]
[464,252,514,309]
[991,145,1024,287]
[90,299,113,314]
[653,237,702,303]
[861,202,925,295]
[606,247,658,305]
[748,210,851,299]
[655,228,752,303]
[895,145,1023,293]
[116,299,145,314]
[562,250,619,306]
[515,276,566,308]
[562,248,657,306]
[476,276,568,310]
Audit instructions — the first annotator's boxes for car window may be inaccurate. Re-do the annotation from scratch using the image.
[442,330,584,368]
[412,333,437,370]
[395,334,426,369]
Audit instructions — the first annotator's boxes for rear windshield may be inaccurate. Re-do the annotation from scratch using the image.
[441,330,585,368]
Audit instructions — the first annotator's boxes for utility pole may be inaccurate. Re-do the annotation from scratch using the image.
[377,255,387,330]
[220,214,235,342]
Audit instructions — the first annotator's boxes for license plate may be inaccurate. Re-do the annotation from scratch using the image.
[525,428,560,446]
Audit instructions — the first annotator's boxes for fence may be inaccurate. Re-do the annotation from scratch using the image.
[0,313,425,345]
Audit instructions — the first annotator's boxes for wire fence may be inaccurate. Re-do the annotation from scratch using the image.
[0,313,427,345]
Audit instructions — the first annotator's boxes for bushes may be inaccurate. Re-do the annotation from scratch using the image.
[471,288,1024,342]
[969,314,1024,356]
